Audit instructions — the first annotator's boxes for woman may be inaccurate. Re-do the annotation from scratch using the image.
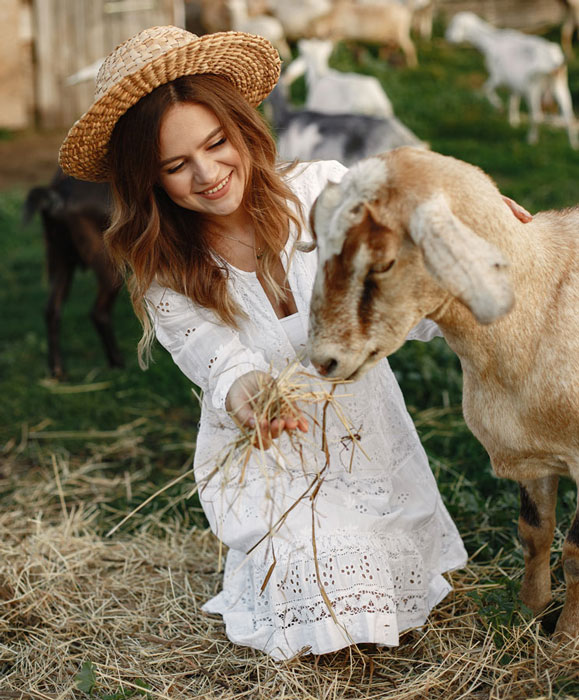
[59,26,527,660]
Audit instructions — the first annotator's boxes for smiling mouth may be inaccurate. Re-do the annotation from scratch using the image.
[200,172,231,195]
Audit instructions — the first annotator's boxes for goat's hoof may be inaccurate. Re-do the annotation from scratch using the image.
[554,611,579,641]
[537,605,561,635]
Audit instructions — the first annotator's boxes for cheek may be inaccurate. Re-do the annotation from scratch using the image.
[161,174,190,200]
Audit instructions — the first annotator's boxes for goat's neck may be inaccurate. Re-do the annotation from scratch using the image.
[463,23,500,54]
[304,55,329,85]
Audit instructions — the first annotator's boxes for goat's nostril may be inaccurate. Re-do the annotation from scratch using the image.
[318,358,338,376]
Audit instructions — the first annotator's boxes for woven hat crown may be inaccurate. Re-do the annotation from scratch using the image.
[59,25,281,181]
[94,26,197,100]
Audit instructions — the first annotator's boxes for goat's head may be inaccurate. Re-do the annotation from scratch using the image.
[445,12,483,44]
[307,148,515,381]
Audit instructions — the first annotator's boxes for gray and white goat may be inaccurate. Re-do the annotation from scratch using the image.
[267,82,425,166]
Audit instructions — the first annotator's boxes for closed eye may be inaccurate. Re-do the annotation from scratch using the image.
[208,137,226,150]
[166,161,184,175]
[369,260,395,275]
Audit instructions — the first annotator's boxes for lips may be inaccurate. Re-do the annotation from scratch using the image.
[199,172,232,197]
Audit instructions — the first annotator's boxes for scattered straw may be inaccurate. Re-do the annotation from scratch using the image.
[1,483,577,699]
[1,381,578,698]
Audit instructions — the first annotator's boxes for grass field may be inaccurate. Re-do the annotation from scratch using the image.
[1,26,578,699]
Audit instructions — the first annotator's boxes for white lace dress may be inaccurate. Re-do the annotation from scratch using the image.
[146,160,467,660]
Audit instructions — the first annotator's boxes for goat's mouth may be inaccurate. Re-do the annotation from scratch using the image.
[344,349,381,381]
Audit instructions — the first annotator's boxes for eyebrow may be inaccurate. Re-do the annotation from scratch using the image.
[159,126,224,167]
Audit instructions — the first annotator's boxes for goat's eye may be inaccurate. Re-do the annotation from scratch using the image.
[369,260,395,276]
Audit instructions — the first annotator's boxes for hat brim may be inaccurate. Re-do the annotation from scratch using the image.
[59,31,281,182]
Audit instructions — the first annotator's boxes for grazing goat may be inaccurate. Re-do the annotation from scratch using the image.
[267,82,425,165]
[446,11,578,149]
[282,38,394,118]
[306,146,579,638]
[311,1,418,66]
[24,170,122,379]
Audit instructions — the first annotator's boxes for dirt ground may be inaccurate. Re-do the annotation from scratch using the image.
[0,128,69,191]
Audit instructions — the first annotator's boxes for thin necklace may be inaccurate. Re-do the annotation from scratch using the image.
[213,231,264,259]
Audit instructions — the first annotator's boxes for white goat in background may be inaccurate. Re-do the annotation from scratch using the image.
[446,11,578,149]
[282,38,394,118]
[306,146,579,639]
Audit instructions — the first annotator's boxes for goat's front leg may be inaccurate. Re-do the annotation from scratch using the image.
[482,76,503,111]
[518,475,558,615]
[550,67,578,150]
[556,492,579,638]
[561,13,577,58]
[508,94,522,127]
[45,249,75,380]
[524,83,544,145]
[91,275,124,369]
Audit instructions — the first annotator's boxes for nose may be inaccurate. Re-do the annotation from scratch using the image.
[193,154,219,187]
[314,357,338,377]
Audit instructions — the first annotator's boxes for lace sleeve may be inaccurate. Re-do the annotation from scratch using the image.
[146,283,270,411]
[405,319,443,342]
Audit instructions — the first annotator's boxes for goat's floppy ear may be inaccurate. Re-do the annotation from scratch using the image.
[295,194,321,253]
[409,193,514,324]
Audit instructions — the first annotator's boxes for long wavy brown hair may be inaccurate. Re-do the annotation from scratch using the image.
[105,74,303,368]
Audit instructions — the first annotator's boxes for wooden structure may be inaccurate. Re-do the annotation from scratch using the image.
[0,0,34,129]
[0,0,185,130]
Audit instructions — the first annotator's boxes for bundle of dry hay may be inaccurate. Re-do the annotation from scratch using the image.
[197,361,360,559]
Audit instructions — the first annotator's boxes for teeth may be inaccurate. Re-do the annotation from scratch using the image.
[203,174,230,195]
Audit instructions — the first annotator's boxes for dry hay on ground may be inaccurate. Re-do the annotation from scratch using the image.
[1,466,578,700]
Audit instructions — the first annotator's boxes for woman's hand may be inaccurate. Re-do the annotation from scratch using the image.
[226,370,309,449]
[502,195,533,223]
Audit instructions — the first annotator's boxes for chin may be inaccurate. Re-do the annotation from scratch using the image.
[343,350,383,382]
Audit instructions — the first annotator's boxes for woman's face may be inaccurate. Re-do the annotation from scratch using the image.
[158,102,247,221]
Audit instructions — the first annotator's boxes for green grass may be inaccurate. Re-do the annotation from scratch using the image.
[1,32,578,559]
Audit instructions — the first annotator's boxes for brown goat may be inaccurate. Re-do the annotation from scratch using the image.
[24,169,123,379]
[307,147,579,639]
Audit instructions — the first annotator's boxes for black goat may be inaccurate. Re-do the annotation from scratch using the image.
[24,169,123,379]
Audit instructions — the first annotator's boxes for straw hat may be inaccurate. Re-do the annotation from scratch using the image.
[59,26,281,182]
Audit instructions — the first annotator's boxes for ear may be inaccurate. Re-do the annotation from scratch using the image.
[294,194,320,253]
[409,194,514,323]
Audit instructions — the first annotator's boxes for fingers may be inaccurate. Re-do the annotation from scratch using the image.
[250,413,309,448]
